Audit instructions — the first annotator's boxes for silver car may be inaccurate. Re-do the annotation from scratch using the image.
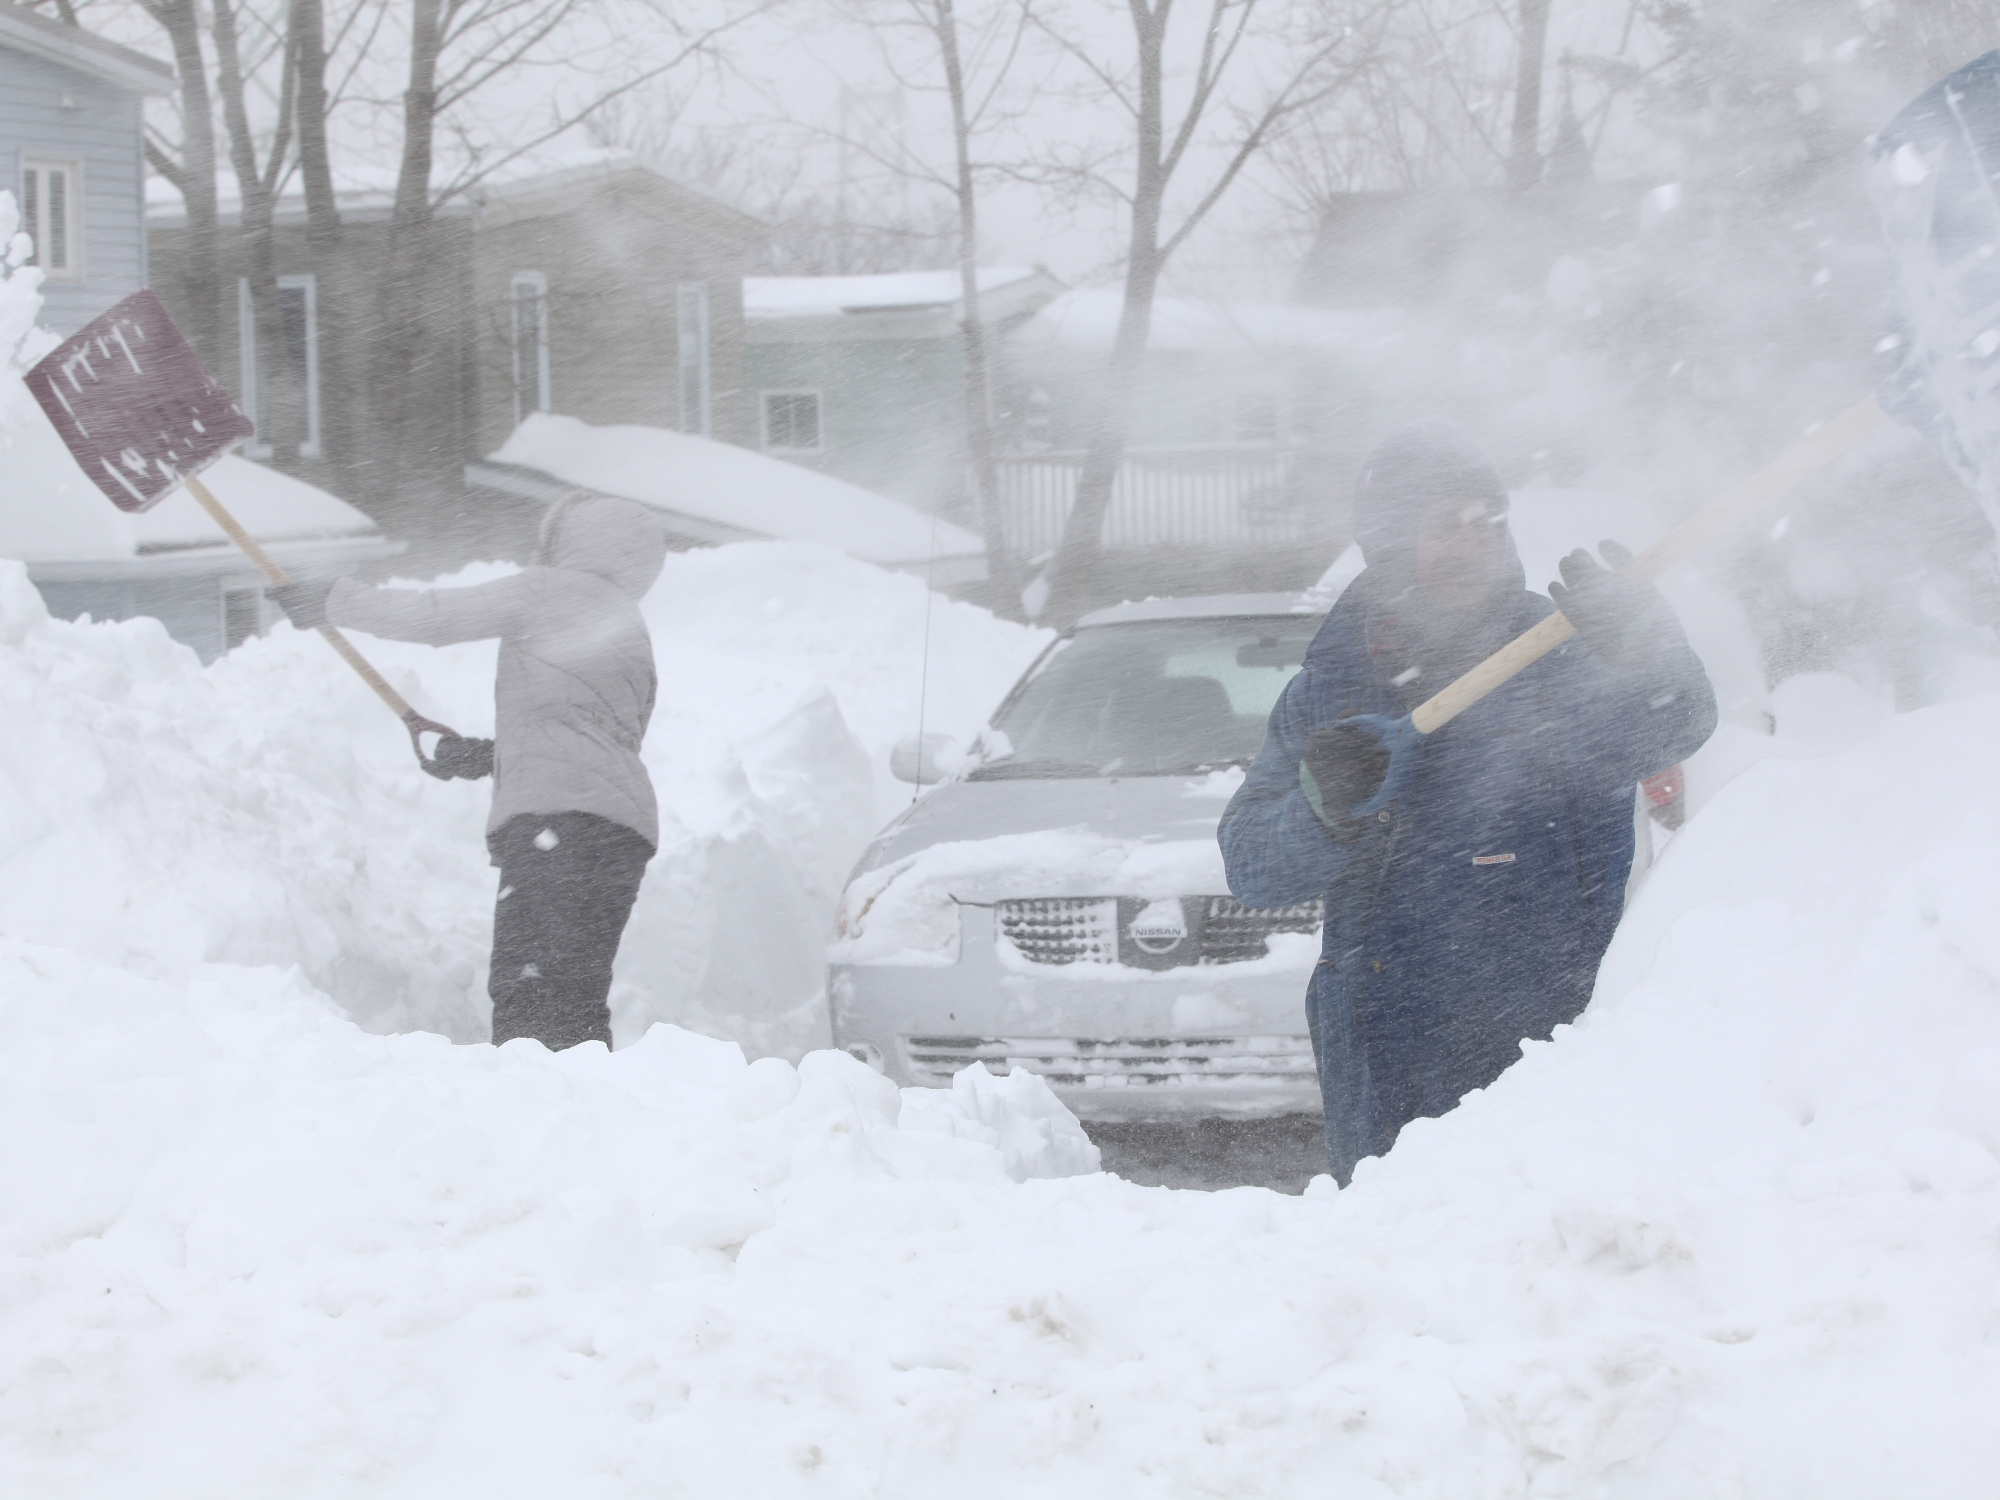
[829,594,1329,1122]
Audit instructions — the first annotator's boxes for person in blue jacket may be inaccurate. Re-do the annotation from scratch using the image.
[1219,419,1717,1183]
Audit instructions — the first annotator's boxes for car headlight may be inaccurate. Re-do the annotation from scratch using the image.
[829,858,962,967]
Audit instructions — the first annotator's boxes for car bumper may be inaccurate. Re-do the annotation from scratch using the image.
[830,905,1320,1122]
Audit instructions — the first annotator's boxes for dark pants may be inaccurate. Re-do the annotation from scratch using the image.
[487,812,653,1050]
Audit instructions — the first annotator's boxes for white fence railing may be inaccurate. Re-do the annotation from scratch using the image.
[995,448,1314,558]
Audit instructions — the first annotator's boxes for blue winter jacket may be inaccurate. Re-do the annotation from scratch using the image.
[1219,574,1717,1181]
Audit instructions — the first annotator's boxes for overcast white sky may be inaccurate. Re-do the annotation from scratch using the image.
[96,0,1906,299]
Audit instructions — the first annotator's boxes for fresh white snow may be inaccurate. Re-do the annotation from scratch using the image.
[1,644,1997,1495]
[5,202,1999,1496]
[491,413,984,571]
[745,267,1047,317]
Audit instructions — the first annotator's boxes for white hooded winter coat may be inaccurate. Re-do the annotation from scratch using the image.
[326,495,668,846]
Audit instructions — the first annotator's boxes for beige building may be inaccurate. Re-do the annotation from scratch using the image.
[147,154,765,563]
[467,159,763,459]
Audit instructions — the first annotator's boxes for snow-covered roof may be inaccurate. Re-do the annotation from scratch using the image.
[0,6,175,94]
[1,399,392,576]
[746,268,1050,318]
[146,150,757,233]
[487,414,983,571]
[1018,287,1403,355]
[744,268,1062,343]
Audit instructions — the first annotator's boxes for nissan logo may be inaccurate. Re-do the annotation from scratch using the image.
[1128,898,1188,955]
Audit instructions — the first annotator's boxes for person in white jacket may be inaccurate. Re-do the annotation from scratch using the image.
[270,494,667,1051]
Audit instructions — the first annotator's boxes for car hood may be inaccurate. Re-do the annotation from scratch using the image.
[849,770,1244,884]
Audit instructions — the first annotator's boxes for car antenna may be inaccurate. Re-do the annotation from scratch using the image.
[911,509,940,807]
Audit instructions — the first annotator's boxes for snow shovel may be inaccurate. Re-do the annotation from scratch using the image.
[1335,49,2000,819]
[24,290,463,772]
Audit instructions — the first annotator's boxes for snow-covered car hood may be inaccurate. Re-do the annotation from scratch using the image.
[832,770,1252,968]
[848,768,1245,884]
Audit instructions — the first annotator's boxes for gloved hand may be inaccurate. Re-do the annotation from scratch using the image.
[1546,540,1668,670]
[426,735,494,781]
[265,579,336,632]
[1300,722,1392,838]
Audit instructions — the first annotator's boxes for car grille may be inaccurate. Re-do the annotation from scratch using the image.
[903,1034,1317,1089]
[994,895,1321,968]
[995,897,1120,966]
[1198,896,1323,963]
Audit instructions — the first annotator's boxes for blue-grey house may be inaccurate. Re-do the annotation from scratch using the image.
[1,4,172,336]
[1,11,398,660]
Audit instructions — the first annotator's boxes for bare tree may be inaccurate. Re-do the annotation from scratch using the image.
[797,0,1044,605]
[135,0,225,364]
[934,0,1037,607]
[363,0,780,521]
[211,0,306,463]
[1507,0,1551,194]
[1034,0,1381,622]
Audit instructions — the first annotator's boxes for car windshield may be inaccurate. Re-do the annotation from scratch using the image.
[971,614,1324,779]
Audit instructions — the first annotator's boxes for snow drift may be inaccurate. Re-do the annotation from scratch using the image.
[2,683,1998,1496]
[0,539,1045,1057]
[7,199,2000,1493]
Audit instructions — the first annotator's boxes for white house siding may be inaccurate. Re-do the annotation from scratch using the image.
[0,44,147,336]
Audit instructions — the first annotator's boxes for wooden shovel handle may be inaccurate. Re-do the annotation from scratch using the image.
[1408,397,1890,736]
[183,470,420,725]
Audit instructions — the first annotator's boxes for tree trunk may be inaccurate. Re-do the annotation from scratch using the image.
[1039,2,1169,625]
[367,0,449,528]
[293,0,352,488]
[212,0,302,466]
[936,0,1022,613]
[1508,0,1552,196]
[149,0,222,367]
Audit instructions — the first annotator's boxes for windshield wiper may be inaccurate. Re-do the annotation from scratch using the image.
[966,756,1250,780]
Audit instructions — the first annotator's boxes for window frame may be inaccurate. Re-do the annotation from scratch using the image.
[677,281,711,437]
[1230,385,1282,446]
[20,156,83,283]
[511,270,551,425]
[761,388,824,453]
[237,274,322,459]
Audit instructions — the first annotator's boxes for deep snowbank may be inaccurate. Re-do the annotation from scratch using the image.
[2,673,1997,1494]
[8,201,1999,1493]
[0,542,1043,1056]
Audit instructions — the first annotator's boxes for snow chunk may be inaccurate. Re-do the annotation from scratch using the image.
[899,1064,1101,1181]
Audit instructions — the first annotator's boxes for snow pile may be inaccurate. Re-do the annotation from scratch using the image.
[8,194,2000,1491]
[492,413,984,569]
[197,541,1047,1056]
[3,687,2000,1492]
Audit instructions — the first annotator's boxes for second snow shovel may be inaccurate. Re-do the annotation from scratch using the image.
[1332,48,2000,824]
[1332,398,1889,822]
[24,290,463,773]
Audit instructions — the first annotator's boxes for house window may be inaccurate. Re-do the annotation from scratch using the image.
[21,158,82,281]
[222,587,266,651]
[512,271,550,424]
[678,282,710,436]
[237,275,322,457]
[1232,387,1280,445]
[762,390,822,452]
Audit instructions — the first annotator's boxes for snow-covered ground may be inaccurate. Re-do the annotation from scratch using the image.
[7,228,2000,1495]
[0,540,1044,1059]
[2,559,1998,1493]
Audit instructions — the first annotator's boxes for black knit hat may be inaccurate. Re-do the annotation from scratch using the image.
[1353,418,1507,566]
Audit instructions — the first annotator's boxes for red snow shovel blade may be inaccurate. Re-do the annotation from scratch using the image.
[23,289,254,515]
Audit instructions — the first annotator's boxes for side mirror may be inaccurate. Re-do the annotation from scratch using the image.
[890,732,958,785]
